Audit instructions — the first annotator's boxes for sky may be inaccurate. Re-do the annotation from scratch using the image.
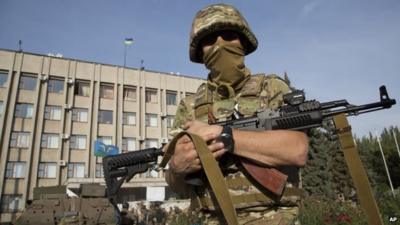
[0,0,399,137]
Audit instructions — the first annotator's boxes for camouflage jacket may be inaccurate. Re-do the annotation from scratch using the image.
[169,73,302,222]
[171,74,291,135]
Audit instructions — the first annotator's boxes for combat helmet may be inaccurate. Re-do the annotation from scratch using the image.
[190,3,258,63]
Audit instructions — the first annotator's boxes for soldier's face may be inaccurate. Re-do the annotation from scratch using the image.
[201,30,242,55]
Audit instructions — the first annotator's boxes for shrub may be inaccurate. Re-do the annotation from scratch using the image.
[299,197,367,225]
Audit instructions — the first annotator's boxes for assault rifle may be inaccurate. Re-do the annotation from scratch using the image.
[103,85,396,215]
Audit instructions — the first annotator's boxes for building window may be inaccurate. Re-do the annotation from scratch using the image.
[10,132,30,148]
[98,136,112,145]
[145,139,158,148]
[72,108,88,122]
[41,133,59,149]
[38,162,57,178]
[67,163,85,178]
[48,77,64,94]
[123,86,137,101]
[0,70,8,87]
[5,162,26,178]
[1,195,23,213]
[15,103,33,118]
[44,105,62,120]
[0,101,4,117]
[70,135,86,150]
[100,83,114,99]
[166,91,177,105]
[167,115,175,128]
[95,164,104,178]
[74,80,90,97]
[145,114,158,127]
[99,110,113,124]
[19,74,37,91]
[123,112,136,125]
[122,138,136,153]
[145,89,158,103]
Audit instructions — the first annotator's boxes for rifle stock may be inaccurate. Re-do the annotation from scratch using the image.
[240,160,288,195]
[102,147,163,214]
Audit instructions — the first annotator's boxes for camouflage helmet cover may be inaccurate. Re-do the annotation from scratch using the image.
[190,3,258,63]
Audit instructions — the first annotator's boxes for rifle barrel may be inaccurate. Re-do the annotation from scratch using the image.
[320,100,349,110]
[323,99,396,118]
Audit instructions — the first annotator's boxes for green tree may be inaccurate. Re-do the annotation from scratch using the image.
[283,71,292,88]
[352,126,400,224]
[357,126,400,190]
[302,128,334,198]
[301,125,400,224]
[302,123,355,200]
[328,135,355,199]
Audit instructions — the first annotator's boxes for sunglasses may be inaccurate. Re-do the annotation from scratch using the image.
[201,30,240,46]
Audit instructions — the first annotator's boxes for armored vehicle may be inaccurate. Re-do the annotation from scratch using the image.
[14,183,117,225]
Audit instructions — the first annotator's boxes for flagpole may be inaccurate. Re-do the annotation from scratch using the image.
[18,40,22,52]
[124,44,127,67]
[393,129,400,160]
[376,131,395,197]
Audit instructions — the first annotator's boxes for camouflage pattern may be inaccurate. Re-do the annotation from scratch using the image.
[213,98,235,120]
[169,74,302,224]
[170,94,196,137]
[171,74,291,133]
[190,3,258,63]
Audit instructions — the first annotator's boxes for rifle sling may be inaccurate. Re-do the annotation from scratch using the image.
[160,131,239,225]
[333,114,383,225]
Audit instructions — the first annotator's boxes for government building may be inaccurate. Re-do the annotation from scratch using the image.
[0,49,204,222]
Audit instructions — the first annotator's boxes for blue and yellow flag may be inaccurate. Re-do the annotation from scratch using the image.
[94,140,119,157]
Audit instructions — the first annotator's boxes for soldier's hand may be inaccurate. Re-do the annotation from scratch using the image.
[185,120,226,159]
[184,120,222,138]
[169,121,225,175]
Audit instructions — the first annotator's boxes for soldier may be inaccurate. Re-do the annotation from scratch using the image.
[154,203,166,225]
[165,3,309,225]
[120,202,134,225]
[137,204,149,225]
